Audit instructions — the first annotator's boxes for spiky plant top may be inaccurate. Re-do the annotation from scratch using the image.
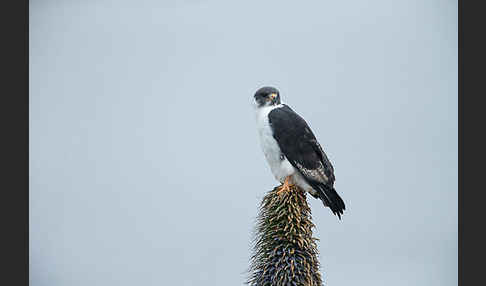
[248,184,323,286]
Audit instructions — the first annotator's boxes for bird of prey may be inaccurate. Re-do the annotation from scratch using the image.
[254,86,345,219]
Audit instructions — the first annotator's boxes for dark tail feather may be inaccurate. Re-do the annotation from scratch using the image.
[312,183,346,219]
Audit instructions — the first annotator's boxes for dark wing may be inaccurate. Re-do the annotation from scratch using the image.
[269,105,345,218]
[268,105,335,186]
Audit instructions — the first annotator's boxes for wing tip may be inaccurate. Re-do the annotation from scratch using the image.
[315,184,346,220]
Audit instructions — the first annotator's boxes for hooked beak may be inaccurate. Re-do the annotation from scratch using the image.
[269,93,277,101]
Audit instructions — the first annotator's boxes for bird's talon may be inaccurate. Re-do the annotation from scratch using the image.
[276,176,293,195]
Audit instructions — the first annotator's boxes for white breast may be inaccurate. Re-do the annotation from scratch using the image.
[255,105,296,182]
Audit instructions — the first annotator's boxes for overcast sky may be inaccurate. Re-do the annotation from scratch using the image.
[30,1,457,285]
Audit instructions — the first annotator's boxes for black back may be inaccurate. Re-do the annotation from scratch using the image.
[268,105,335,186]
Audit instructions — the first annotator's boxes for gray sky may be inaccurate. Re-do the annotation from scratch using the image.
[30,1,457,285]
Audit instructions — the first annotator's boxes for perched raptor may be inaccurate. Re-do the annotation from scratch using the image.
[254,86,345,219]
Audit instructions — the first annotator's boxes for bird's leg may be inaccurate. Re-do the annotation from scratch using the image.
[276,176,294,195]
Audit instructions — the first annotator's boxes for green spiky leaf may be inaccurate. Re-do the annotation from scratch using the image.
[248,185,323,286]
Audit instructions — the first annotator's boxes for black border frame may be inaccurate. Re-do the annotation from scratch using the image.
[459,0,484,285]
[1,0,28,285]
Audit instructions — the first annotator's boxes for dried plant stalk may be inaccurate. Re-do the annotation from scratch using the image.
[248,184,323,286]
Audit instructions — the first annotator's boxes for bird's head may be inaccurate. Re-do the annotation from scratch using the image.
[254,86,281,108]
